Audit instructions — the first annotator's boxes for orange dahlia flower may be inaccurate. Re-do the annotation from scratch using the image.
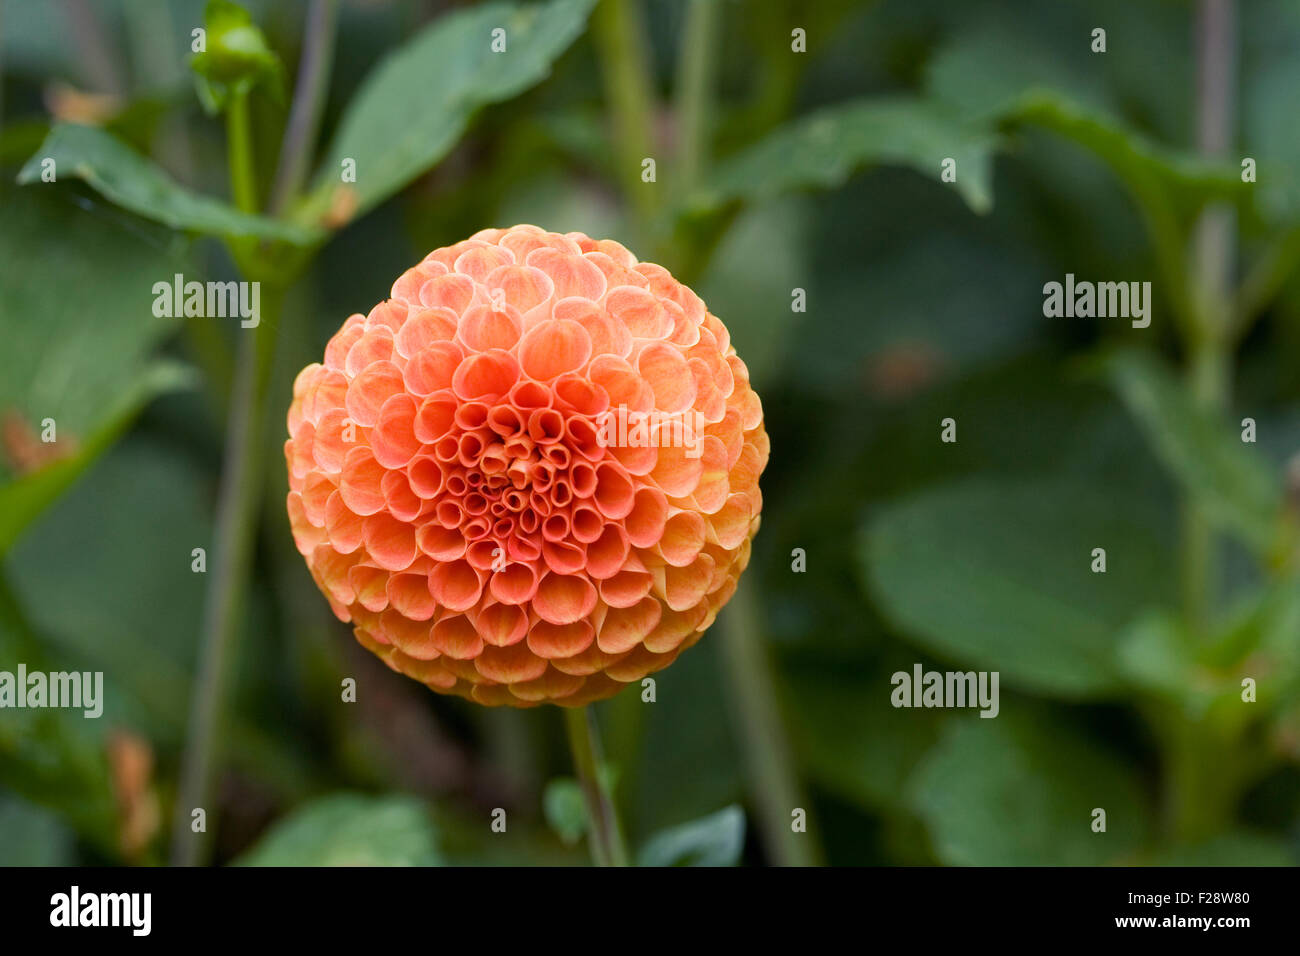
[285,225,767,706]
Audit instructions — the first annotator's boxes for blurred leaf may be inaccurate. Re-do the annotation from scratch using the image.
[926,28,1240,210]
[862,477,1175,698]
[791,231,1047,396]
[298,0,596,226]
[1105,350,1283,554]
[785,658,945,816]
[234,793,440,866]
[909,707,1150,865]
[0,362,194,557]
[1241,3,1300,224]
[542,776,587,845]
[17,124,319,243]
[1116,611,1198,701]
[0,579,118,852]
[924,20,1108,126]
[636,805,745,867]
[1154,831,1295,866]
[1007,91,1244,208]
[433,804,585,866]
[694,197,808,389]
[7,439,211,742]
[627,641,744,837]
[696,96,999,214]
[541,766,618,847]
[0,184,199,554]
[0,792,77,865]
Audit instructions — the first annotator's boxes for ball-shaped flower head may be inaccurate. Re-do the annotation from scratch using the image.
[285,225,768,706]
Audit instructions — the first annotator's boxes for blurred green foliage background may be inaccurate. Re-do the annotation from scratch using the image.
[1,0,1298,866]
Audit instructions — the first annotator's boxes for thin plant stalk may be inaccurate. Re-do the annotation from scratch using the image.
[1164,0,1238,844]
[673,0,719,194]
[591,0,657,233]
[563,705,629,867]
[171,1,338,861]
[170,290,281,865]
[718,582,822,866]
[269,0,339,215]
[1182,0,1237,636]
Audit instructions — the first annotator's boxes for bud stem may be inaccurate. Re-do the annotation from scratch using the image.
[563,705,629,866]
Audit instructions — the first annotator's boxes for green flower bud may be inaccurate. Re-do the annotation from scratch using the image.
[190,0,284,114]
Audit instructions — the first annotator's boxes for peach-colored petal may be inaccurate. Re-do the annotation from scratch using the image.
[475,601,529,647]
[429,559,484,612]
[339,447,387,516]
[452,349,520,400]
[405,342,464,396]
[527,619,595,660]
[533,572,597,625]
[637,342,697,413]
[345,360,405,428]
[386,572,437,621]
[430,614,483,659]
[526,248,607,300]
[593,462,635,519]
[416,523,466,561]
[371,394,421,468]
[658,510,706,567]
[363,512,417,571]
[418,273,477,313]
[395,307,459,357]
[650,440,704,498]
[484,265,553,315]
[596,596,662,653]
[475,640,547,682]
[518,319,593,381]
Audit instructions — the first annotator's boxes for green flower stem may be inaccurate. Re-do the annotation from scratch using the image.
[1182,0,1237,635]
[591,0,657,232]
[718,582,822,866]
[225,92,258,215]
[673,0,719,195]
[171,3,338,857]
[269,0,339,215]
[563,705,629,866]
[1160,0,1239,850]
[170,286,282,866]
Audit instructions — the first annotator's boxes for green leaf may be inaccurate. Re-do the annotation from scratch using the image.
[695,96,1000,215]
[0,582,118,852]
[1154,831,1296,866]
[908,707,1150,865]
[785,659,945,816]
[1007,91,1244,207]
[693,197,808,389]
[7,438,212,739]
[18,124,319,244]
[0,183,200,554]
[862,477,1175,698]
[925,28,1242,209]
[297,0,596,226]
[542,777,588,845]
[0,363,195,556]
[636,805,745,867]
[0,793,77,865]
[1104,350,1283,554]
[234,793,441,866]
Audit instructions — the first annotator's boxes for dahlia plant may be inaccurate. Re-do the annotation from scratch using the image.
[13,0,791,867]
